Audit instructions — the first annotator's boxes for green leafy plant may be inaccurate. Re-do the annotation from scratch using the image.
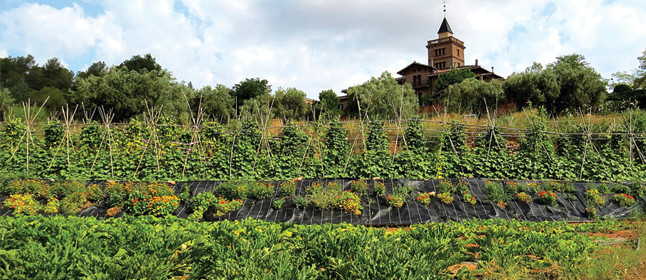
[86,184,104,202]
[247,182,275,199]
[416,192,433,205]
[374,181,386,196]
[307,182,340,210]
[215,181,249,200]
[0,215,619,279]
[597,182,611,194]
[515,192,532,203]
[394,184,415,197]
[279,180,297,198]
[385,194,405,208]
[612,193,636,207]
[503,181,520,195]
[585,188,606,206]
[272,199,285,210]
[189,192,216,220]
[437,179,456,194]
[103,182,132,208]
[307,182,361,215]
[537,191,558,206]
[628,181,645,198]
[610,183,630,194]
[294,196,309,209]
[178,184,191,202]
[562,181,576,193]
[212,198,244,217]
[322,119,350,177]
[585,206,598,218]
[437,192,454,205]
[485,180,509,203]
[335,191,362,215]
[350,179,368,195]
[1,179,48,196]
[2,193,40,215]
[58,192,86,216]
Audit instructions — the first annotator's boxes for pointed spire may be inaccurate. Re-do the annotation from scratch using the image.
[437,17,453,34]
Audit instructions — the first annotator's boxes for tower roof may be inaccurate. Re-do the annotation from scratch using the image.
[437,17,453,34]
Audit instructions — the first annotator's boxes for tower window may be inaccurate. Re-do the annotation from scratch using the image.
[457,49,460,56]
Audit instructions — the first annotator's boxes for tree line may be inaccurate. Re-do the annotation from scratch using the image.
[1,50,645,123]
[0,54,333,123]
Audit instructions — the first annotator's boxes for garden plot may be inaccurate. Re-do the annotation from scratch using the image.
[2,178,642,225]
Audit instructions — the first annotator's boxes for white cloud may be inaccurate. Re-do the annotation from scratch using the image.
[0,3,99,59]
[1,0,645,98]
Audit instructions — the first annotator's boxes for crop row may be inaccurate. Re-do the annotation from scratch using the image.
[2,116,646,181]
[1,178,643,221]
[0,215,629,279]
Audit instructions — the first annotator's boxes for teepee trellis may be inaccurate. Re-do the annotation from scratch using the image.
[6,98,49,174]
[45,105,78,173]
[181,91,207,178]
[87,107,116,178]
[133,103,164,178]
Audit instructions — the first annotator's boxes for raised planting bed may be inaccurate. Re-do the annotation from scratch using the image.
[1,178,644,225]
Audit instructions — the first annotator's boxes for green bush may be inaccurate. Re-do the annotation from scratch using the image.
[272,199,285,209]
[610,183,631,194]
[307,182,343,210]
[247,182,275,199]
[294,196,309,209]
[350,179,368,195]
[374,181,386,196]
[485,181,509,203]
[215,181,249,200]
[437,180,456,194]
[1,179,48,196]
[279,180,297,198]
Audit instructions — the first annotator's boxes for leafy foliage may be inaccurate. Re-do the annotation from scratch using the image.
[196,84,235,122]
[436,68,477,92]
[272,88,309,121]
[231,78,271,104]
[117,53,163,74]
[317,89,341,120]
[0,216,619,279]
[71,67,190,122]
[322,119,350,178]
[505,55,606,114]
[0,115,645,181]
[345,71,419,119]
[441,78,504,114]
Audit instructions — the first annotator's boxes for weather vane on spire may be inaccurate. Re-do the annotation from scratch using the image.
[443,0,447,17]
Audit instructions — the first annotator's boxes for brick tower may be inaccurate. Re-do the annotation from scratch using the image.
[426,17,466,70]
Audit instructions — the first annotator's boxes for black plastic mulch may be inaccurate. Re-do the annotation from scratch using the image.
[0,179,641,225]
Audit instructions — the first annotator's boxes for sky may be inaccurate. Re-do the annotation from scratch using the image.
[1,0,646,98]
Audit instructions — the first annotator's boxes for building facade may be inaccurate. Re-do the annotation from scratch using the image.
[396,17,503,98]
